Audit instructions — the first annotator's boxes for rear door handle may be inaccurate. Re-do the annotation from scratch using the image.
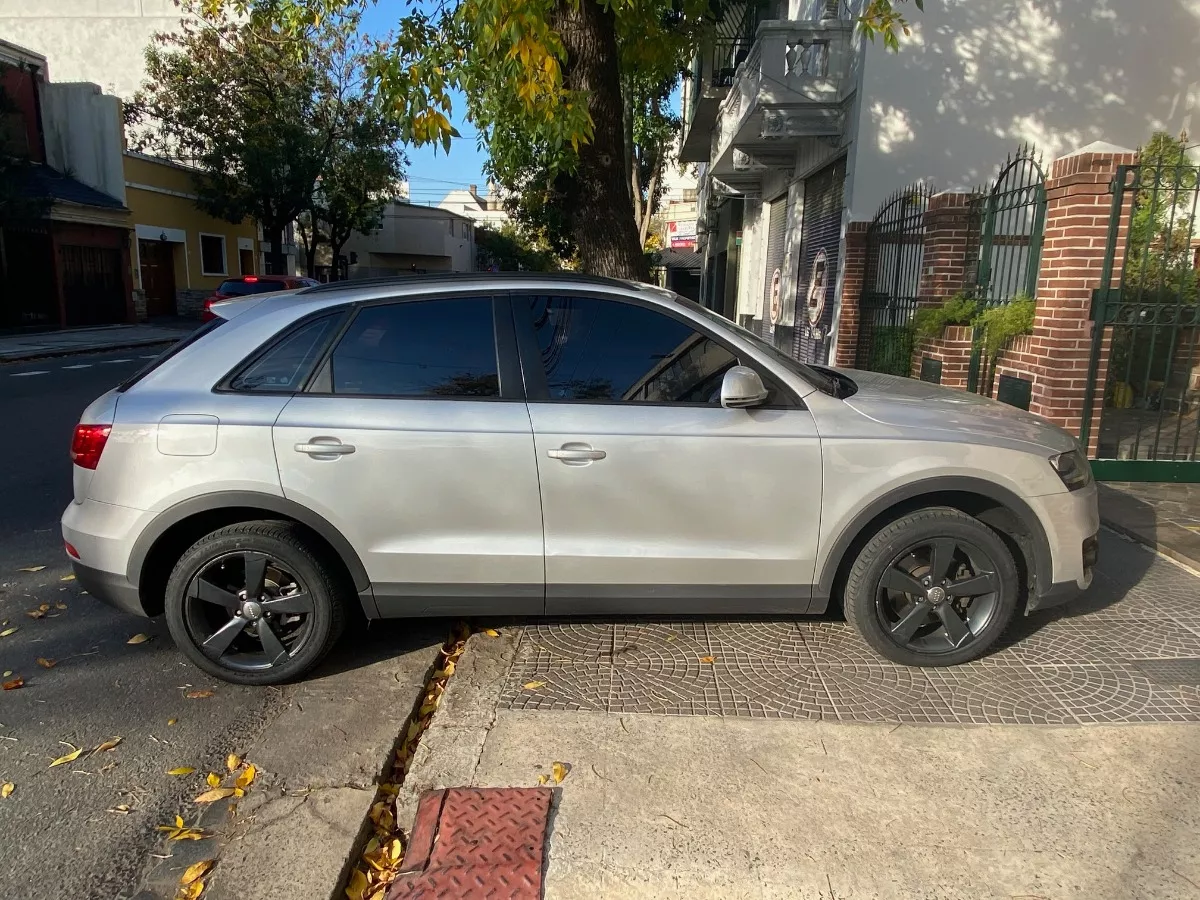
[295,437,356,458]
[548,443,606,465]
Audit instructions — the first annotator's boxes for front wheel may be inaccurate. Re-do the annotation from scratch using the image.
[164,521,347,685]
[843,507,1019,666]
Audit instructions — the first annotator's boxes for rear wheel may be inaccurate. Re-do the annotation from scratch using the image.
[843,507,1019,666]
[164,521,347,685]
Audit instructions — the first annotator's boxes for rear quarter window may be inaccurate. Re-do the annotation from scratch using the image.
[117,319,225,392]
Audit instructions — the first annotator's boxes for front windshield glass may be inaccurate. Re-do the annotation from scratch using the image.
[669,292,841,396]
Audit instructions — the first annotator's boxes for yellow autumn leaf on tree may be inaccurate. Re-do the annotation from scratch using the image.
[179,859,214,886]
[168,767,196,776]
[194,786,237,804]
[1,782,13,798]
[234,764,256,790]
[49,745,83,767]
[226,753,241,771]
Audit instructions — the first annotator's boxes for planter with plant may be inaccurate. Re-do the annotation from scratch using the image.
[973,293,1037,393]
[912,293,980,341]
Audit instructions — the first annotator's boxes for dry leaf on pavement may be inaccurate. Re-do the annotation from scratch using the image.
[205,772,220,788]
[484,628,499,637]
[94,737,122,753]
[17,566,45,572]
[50,744,83,767]
[2,676,23,691]
[184,690,214,699]
[551,761,571,784]
[699,655,716,664]
[167,767,196,776]
[36,658,56,669]
[127,633,150,645]
[60,574,75,582]
[1,782,13,798]
[0,627,18,637]
[175,877,205,900]
[234,764,256,790]
[167,718,178,726]
[225,753,240,771]
[54,603,67,610]
[179,859,214,886]
[108,804,131,814]
[26,609,45,619]
[523,681,547,690]
[156,815,209,841]
[194,787,236,804]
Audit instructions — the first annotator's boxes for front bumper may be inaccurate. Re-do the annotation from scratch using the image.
[1027,532,1098,613]
[71,561,148,617]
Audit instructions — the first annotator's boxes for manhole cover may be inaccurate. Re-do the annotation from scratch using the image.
[1131,658,1200,686]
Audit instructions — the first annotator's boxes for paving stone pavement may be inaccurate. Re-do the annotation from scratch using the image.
[501,532,1200,725]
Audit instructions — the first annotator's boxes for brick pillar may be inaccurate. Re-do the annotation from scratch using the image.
[1026,144,1137,450]
[911,191,976,387]
[833,221,868,368]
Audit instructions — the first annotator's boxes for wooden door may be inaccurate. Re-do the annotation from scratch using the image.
[139,240,177,317]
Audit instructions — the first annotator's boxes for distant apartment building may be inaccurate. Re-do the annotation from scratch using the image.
[342,201,476,276]
[438,183,510,229]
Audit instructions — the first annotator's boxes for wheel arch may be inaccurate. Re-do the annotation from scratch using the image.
[128,492,373,618]
[817,476,1053,607]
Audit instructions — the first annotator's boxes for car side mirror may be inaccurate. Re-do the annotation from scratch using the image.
[720,366,769,409]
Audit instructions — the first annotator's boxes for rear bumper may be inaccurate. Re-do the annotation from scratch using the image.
[71,561,148,617]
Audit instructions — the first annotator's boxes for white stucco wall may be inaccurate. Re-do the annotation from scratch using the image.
[41,81,126,203]
[848,0,1200,220]
[343,202,475,273]
[0,0,184,99]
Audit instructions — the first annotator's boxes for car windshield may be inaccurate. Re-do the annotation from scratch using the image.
[218,280,287,296]
[670,293,843,397]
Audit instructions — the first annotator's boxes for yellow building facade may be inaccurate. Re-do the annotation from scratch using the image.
[123,152,260,317]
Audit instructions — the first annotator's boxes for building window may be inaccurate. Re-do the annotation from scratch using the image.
[199,234,227,275]
[683,188,697,202]
[448,219,455,235]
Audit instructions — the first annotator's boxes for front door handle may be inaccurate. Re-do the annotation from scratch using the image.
[295,437,356,459]
[548,443,606,465]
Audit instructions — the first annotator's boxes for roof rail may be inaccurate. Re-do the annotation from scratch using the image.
[298,271,651,295]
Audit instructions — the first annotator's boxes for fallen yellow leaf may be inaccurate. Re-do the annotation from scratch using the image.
[167,767,196,776]
[25,609,45,619]
[1,782,13,798]
[127,633,150,645]
[94,737,122,753]
[185,690,214,699]
[551,761,571,785]
[38,604,49,612]
[54,603,67,610]
[17,565,45,572]
[176,877,205,900]
[108,804,131,814]
[484,628,499,637]
[536,774,549,786]
[179,859,214,886]
[699,655,716,664]
[523,681,547,690]
[194,786,236,803]
[0,627,18,637]
[50,745,83,767]
[205,772,220,788]
[60,574,76,582]
[167,718,178,726]
[234,764,256,790]
[2,676,23,690]
[225,753,240,771]
[2,670,9,677]
[344,868,371,900]
[36,657,56,669]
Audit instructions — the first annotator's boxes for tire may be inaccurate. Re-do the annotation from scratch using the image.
[842,506,1019,667]
[164,521,348,685]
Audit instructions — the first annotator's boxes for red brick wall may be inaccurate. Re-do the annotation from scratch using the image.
[834,222,868,368]
[912,325,974,387]
[917,192,975,305]
[1026,148,1137,451]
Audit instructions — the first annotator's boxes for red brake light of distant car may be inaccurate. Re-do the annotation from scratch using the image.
[71,424,111,470]
[244,275,259,282]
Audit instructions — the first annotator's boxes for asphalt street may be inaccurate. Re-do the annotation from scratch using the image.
[0,350,313,898]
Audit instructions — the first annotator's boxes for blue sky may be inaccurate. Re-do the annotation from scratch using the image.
[359,2,489,206]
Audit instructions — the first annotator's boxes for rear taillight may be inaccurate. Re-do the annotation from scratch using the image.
[64,541,80,560]
[71,424,111,470]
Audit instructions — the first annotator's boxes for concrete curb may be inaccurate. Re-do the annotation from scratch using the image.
[0,336,180,365]
[1100,515,1200,573]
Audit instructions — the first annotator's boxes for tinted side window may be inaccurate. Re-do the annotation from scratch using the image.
[330,297,499,398]
[231,314,341,392]
[526,295,738,404]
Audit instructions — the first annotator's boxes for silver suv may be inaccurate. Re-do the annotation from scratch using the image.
[62,275,1099,684]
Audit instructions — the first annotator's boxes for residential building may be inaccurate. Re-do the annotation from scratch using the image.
[124,152,261,318]
[680,0,1199,367]
[438,183,510,229]
[0,39,133,329]
[343,201,476,277]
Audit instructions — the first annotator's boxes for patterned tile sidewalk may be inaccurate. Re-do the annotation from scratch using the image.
[501,533,1200,725]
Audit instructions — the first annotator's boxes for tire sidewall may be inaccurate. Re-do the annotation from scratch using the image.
[164,529,337,685]
[846,510,1020,667]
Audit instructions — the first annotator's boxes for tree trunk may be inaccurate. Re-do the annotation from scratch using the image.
[639,163,659,248]
[555,0,649,281]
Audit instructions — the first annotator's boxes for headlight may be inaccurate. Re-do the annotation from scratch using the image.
[1050,448,1093,491]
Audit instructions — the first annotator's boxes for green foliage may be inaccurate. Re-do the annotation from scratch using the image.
[912,293,979,340]
[868,325,916,377]
[1124,132,1198,302]
[475,223,562,272]
[858,0,924,51]
[973,295,1036,357]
